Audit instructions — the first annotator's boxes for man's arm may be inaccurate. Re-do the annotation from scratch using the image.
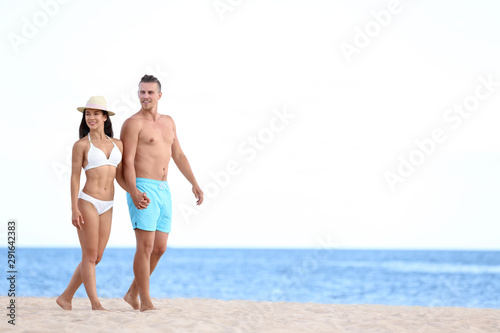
[120,118,148,209]
[170,116,204,205]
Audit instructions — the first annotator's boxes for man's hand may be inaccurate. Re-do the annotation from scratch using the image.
[192,184,204,205]
[140,192,151,207]
[72,209,84,230]
[133,190,150,209]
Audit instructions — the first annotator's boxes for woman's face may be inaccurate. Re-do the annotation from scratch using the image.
[85,109,107,129]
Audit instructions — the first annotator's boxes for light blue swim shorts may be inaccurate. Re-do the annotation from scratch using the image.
[126,178,172,233]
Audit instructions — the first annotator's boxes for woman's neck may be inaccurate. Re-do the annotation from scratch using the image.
[88,129,106,140]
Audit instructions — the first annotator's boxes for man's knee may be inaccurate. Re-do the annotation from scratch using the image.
[135,230,156,254]
[138,241,155,255]
[152,244,167,257]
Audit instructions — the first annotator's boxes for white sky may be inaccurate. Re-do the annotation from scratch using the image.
[1,0,499,249]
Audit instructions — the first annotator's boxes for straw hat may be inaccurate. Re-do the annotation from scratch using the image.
[77,96,115,116]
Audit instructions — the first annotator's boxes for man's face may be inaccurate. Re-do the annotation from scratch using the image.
[138,82,162,110]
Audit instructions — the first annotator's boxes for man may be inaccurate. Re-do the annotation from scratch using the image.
[121,74,203,311]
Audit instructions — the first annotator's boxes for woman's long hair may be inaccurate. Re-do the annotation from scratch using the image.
[79,110,113,139]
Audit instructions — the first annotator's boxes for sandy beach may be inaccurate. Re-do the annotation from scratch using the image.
[1,297,499,332]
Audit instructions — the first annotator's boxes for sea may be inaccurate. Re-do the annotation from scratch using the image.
[5,248,500,308]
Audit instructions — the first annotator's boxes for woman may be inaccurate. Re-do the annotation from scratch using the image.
[56,96,147,310]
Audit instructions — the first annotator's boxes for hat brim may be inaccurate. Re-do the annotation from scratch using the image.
[77,107,115,116]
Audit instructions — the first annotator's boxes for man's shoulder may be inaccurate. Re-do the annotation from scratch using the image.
[123,114,145,128]
[124,112,144,122]
[160,114,174,123]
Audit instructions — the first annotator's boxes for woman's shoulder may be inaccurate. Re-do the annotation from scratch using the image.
[110,137,122,144]
[73,136,89,150]
[110,137,123,148]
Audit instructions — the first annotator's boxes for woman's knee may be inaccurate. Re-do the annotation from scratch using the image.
[82,251,98,264]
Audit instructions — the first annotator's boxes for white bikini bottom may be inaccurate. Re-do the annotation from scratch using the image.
[78,191,114,215]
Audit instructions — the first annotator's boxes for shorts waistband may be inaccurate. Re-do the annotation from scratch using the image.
[136,177,168,185]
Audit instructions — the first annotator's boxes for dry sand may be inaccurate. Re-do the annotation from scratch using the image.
[1,297,499,332]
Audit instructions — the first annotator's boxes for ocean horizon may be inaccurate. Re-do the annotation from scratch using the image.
[5,248,500,308]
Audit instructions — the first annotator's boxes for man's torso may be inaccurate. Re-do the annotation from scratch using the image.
[133,114,175,181]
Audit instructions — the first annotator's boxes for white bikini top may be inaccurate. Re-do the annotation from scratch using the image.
[83,135,122,171]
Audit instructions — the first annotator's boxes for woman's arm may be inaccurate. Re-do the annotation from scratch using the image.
[70,141,84,229]
[114,139,128,192]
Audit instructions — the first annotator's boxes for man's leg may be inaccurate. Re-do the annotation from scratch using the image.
[132,229,158,311]
[124,231,168,310]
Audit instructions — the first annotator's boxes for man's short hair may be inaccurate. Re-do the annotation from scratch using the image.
[139,74,161,92]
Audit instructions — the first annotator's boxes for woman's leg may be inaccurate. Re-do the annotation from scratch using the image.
[76,199,105,310]
[56,262,82,310]
[96,207,113,264]
[56,206,113,310]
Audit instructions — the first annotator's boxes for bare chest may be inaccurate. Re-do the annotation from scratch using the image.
[139,122,174,148]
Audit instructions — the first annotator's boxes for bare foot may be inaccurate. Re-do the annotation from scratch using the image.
[124,292,140,310]
[56,295,72,310]
[92,304,109,311]
[140,302,157,312]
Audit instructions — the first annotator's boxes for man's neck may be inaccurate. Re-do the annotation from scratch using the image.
[139,107,159,120]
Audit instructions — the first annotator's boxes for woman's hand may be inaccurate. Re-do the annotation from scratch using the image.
[72,209,84,230]
[133,190,150,209]
[139,192,151,208]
